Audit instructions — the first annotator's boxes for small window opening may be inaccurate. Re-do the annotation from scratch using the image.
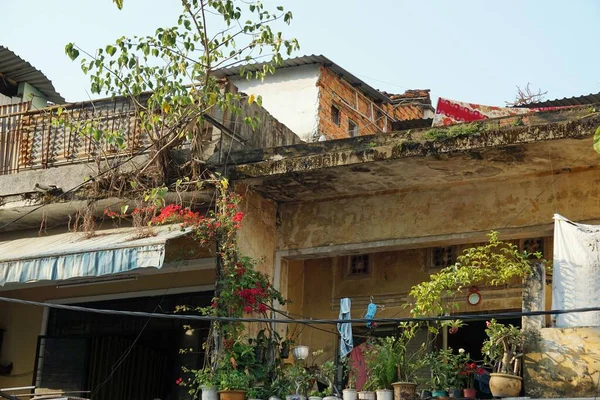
[331,105,340,126]
[347,254,370,277]
[431,246,456,269]
[348,119,358,137]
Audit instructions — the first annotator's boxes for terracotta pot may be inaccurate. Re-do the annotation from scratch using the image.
[358,391,376,400]
[489,373,522,397]
[219,390,247,400]
[392,382,417,400]
[462,388,476,399]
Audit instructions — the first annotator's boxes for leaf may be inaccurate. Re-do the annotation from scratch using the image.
[113,0,124,10]
[247,94,256,105]
[106,45,117,56]
[593,125,600,153]
[65,43,80,60]
[120,205,129,214]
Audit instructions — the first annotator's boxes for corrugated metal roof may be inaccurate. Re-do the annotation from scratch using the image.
[520,92,600,108]
[214,54,391,103]
[0,225,189,262]
[0,46,65,104]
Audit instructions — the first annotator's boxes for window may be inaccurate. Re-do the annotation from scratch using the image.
[331,105,340,126]
[347,254,371,277]
[430,246,456,269]
[348,119,358,137]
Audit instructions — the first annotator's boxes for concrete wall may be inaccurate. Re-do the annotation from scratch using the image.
[524,327,600,397]
[276,168,600,251]
[18,82,47,110]
[229,64,320,142]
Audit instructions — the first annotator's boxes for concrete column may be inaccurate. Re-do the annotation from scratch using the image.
[522,262,546,331]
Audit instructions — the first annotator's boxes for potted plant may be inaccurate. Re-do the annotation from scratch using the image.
[185,367,218,400]
[425,348,458,398]
[322,386,338,400]
[285,364,310,400]
[459,360,480,399]
[342,358,358,400]
[358,377,376,400]
[446,349,467,398]
[391,323,427,400]
[318,360,338,400]
[217,369,251,400]
[365,338,398,400]
[482,319,525,397]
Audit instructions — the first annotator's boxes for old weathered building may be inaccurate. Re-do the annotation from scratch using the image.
[216,55,433,142]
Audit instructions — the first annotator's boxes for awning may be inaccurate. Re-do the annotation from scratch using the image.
[0,225,190,287]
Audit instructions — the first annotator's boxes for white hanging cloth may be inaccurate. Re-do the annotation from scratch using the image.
[552,214,600,327]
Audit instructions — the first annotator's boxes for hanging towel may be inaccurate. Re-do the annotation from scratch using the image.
[365,302,378,328]
[337,298,353,358]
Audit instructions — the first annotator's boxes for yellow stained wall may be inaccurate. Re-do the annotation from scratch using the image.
[277,169,600,251]
[0,267,215,389]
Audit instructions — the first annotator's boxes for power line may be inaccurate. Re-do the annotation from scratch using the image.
[0,295,597,325]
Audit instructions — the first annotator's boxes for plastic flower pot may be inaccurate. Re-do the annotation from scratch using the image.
[420,390,431,399]
[219,390,247,400]
[376,389,393,400]
[343,389,358,400]
[392,382,417,400]
[489,373,522,398]
[309,396,323,400]
[462,388,476,399]
[448,388,461,398]
[358,391,376,400]
[292,345,309,360]
[202,386,218,400]
[431,390,447,398]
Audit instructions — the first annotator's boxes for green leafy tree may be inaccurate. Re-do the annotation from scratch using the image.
[65,0,299,182]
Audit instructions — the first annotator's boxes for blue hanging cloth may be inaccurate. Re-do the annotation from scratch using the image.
[365,302,378,329]
[337,298,353,358]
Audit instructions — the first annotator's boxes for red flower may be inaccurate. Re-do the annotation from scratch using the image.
[176,377,183,385]
[258,303,267,313]
[477,368,486,375]
[232,212,245,223]
[243,306,253,313]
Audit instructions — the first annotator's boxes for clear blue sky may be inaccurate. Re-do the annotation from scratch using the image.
[3,0,599,106]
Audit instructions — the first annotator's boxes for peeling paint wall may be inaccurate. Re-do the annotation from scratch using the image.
[524,327,600,398]
[277,169,600,251]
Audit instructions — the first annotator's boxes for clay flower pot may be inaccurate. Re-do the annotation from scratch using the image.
[219,390,247,400]
[462,388,476,399]
[489,373,522,397]
[392,382,417,400]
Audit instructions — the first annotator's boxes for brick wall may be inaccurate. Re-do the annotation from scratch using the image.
[316,66,427,140]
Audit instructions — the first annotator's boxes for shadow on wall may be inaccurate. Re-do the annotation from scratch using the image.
[524,326,600,398]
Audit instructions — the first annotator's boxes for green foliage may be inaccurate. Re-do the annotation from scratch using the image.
[482,319,524,375]
[424,348,467,390]
[365,323,427,388]
[217,369,251,391]
[284,364,310,394]
[423,123,482,140]
[409,231,544,318]
[247,386,268,399]
[65,0,299,182]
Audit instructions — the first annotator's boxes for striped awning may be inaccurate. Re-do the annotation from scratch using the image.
[0,225,190,287]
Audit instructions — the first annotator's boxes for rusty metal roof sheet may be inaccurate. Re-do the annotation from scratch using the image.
[213,54,391,103]
[520,92,600,108]
[0,46,65,104]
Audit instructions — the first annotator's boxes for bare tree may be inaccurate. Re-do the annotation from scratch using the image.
[505,83,548,107]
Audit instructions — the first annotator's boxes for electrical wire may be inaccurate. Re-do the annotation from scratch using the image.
[1,295,598,325]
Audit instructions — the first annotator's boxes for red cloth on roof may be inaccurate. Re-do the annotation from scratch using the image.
[349,343,367,391]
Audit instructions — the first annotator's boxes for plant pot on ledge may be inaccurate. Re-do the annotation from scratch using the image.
[358,391,375,400]
[489,373,522,397]
[219,390,247,400]
[392,382,417,400]
[462,388,476,399]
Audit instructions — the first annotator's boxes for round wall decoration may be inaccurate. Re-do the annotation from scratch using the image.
[467,287,481,306]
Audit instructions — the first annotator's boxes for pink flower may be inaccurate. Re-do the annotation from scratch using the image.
[176,377,183,385]
[485,321,491,328]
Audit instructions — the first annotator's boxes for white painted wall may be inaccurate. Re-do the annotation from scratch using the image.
[229,64,320,142]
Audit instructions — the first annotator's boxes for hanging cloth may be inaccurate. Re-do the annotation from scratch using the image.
[337,297,354,358]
